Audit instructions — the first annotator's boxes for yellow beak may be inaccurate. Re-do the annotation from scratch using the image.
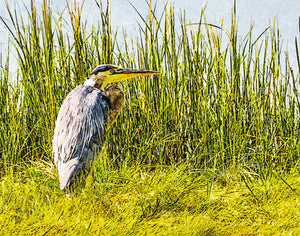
[102,68,159,87]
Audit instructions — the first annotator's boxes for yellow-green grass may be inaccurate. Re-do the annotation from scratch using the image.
[0,160,299,235]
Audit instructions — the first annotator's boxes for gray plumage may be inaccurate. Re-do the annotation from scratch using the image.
[53,84,110,190]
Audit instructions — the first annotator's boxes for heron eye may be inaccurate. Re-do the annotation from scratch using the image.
[110,69,115,74]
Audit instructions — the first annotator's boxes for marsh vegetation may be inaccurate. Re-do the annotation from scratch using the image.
[0,0,299,234]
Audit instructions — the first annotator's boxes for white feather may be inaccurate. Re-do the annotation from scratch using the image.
[84,79,96,87]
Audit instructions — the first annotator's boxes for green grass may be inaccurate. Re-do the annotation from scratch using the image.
[0,161,299,235]
[0,0,300,234]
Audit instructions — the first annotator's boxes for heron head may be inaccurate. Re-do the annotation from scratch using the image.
[88,64,159,88]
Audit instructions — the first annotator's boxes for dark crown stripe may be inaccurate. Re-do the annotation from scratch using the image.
[91,64,118,75]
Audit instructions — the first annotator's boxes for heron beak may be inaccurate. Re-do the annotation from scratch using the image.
[102,68,159,87]
[121,68,159,77]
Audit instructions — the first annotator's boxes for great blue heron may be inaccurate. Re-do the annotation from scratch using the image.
[53,64,158,193]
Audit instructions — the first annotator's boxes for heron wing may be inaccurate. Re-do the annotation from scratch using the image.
[53,84,110,190]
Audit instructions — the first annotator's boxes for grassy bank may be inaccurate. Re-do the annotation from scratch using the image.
[0,161,299,235]
[0,0,300,234]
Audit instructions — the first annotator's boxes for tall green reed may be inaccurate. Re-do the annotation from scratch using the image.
[110,0,300,173]
[0,0,116,169]
[0,0,299,178]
